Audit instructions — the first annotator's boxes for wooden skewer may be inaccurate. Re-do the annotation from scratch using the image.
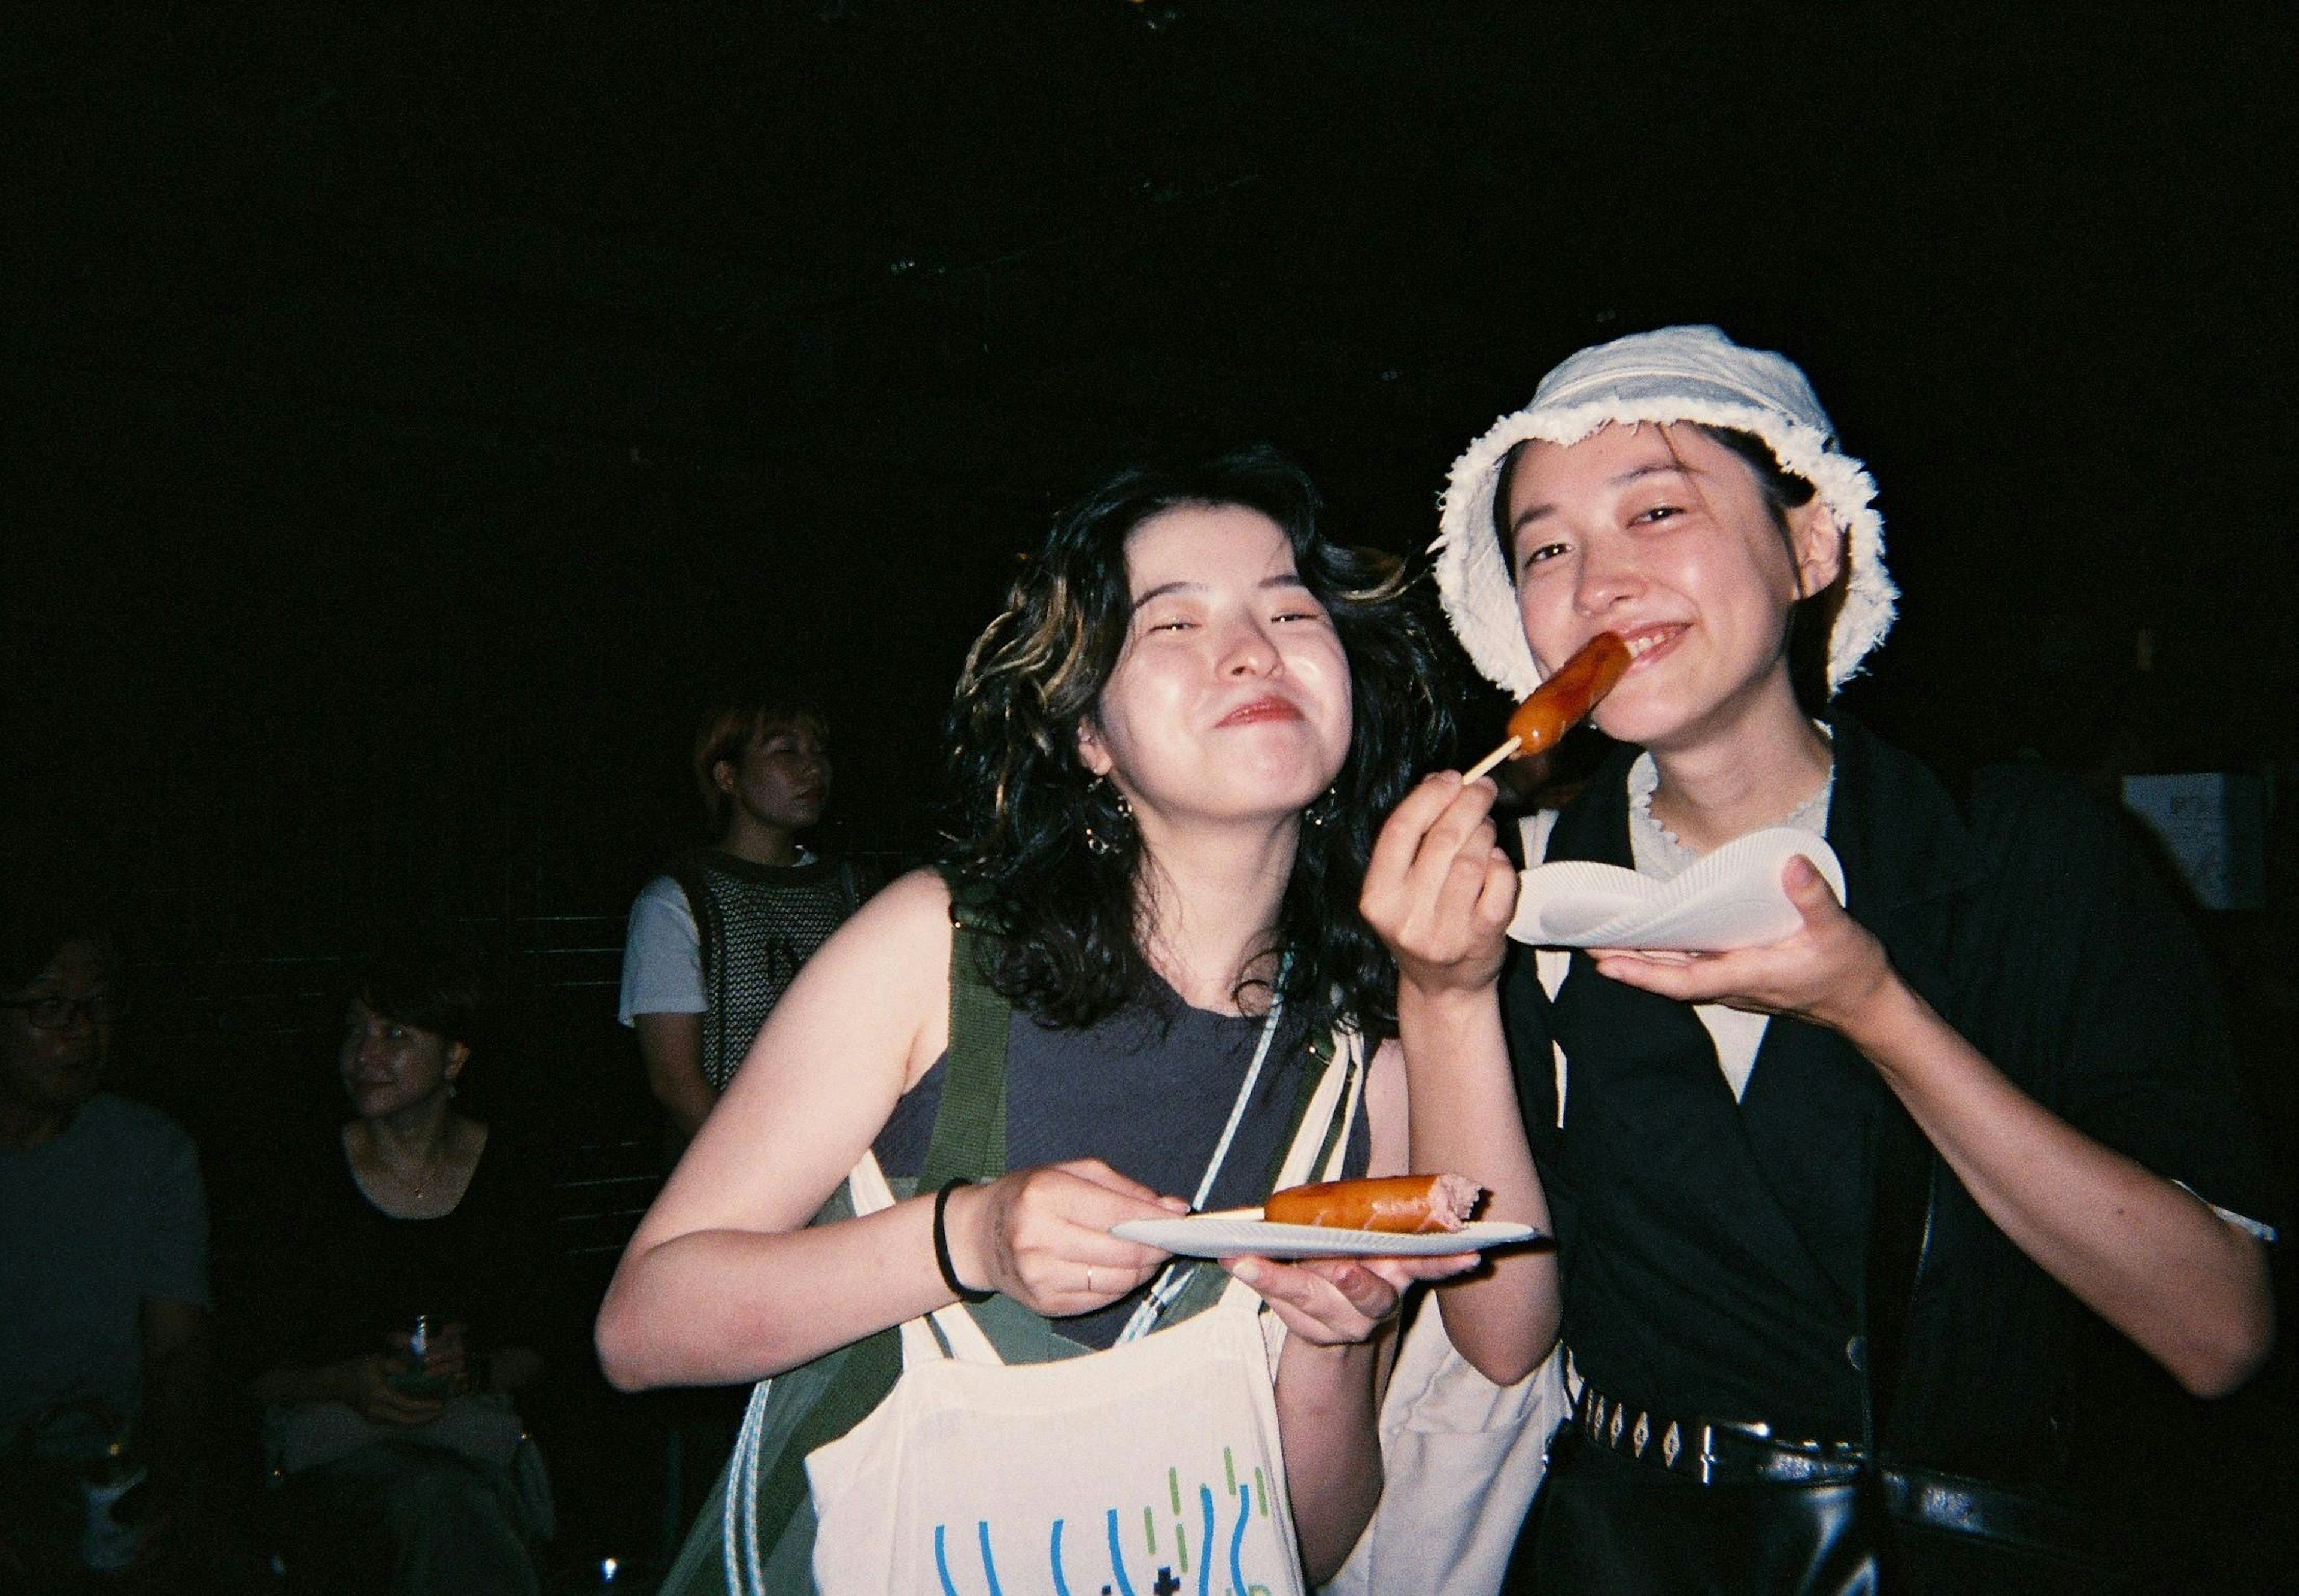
[1461,736,1521,784]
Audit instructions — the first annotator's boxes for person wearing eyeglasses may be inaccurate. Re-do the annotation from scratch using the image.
[1,894,211,1584]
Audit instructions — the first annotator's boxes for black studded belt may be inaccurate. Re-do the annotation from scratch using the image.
[1571,1379,1867,1488]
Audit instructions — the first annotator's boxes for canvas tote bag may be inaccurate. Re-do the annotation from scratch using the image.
[735,1030,1360,1596]
[1316,1300,1564,1596]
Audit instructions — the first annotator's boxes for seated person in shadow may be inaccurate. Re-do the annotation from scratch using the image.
[239,938,549,1596]
[1,895,210,1589]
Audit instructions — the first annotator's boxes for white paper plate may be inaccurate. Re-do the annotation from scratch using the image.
[1111,1213,1540,1260]
[1507,826,1848,951]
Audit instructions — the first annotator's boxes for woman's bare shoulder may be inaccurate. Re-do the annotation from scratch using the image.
[818,866,954,973]
[862,864,956,921]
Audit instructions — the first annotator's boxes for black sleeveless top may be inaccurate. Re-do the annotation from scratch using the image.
[232,1125,550,1380]
[875,972,1373,1349]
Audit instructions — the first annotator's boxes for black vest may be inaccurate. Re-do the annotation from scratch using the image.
[1502,726,1969,1441]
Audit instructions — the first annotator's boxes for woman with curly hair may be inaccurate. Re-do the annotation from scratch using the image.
[599,445,1477,1591]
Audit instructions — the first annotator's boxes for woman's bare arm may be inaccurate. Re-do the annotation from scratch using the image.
[595,870,959,1389]
[1859,980,2271,1397]
[1363,775,1561,1384]
[597,869,1187,1389]
[1263,1040,1476,1581]
[633,1011,714,1137]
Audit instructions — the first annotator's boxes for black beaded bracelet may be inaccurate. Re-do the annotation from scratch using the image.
[932,1178,992,1303]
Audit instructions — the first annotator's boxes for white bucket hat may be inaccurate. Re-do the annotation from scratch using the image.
[1433,324,1895,699]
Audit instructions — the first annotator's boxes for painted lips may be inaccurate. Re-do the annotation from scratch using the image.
[1217,696,1304,727]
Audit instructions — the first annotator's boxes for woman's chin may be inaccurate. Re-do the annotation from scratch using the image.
[347,1086,428,1120]
[1592,681,1720,752]
[1140,765,1339,831]
[1148,797,1326,835]
[1589,700,1672,749]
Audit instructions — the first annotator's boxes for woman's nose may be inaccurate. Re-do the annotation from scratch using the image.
[1218,617,1281,676]
[1572,537,1644,615]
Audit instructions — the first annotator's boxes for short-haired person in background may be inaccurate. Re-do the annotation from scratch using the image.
[240,938,550,1596]
[1,896,210,1587]
[615,697,876,1551]
[619,696,872,1141]
[1367,326,2277,1592]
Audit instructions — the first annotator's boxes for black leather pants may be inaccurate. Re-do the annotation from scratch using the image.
[1505,1430,1880,1596]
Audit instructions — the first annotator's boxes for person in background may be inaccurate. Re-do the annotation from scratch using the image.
[619,694,871,1141]
[615,695,875,1554]
[239,937,548,1596]
[0,895,210,1588]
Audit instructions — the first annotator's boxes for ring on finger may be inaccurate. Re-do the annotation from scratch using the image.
[1085,1265,1097,1295]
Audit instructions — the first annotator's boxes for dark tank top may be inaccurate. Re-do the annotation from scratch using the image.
[874,973,1373,1349]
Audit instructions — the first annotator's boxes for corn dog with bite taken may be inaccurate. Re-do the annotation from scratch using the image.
[1264,1173,1484,1234]
[1461,631,1634,782]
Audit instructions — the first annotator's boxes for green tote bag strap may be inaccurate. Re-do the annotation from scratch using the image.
[919,873,1012,1191]
[727,873,1018,1589]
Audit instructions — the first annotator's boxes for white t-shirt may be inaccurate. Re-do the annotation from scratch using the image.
[618,876,706,1025]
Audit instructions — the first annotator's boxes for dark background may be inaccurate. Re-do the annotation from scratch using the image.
[5,1,2293,1586]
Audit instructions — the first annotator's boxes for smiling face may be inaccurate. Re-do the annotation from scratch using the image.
[1,939,117,1122]
[714,718,832,837]
[1503,423,1841,755]
[338,999,467,1122]
[1076,503,1353,836]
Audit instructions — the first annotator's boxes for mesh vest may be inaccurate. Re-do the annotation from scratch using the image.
[673,852,865,1089]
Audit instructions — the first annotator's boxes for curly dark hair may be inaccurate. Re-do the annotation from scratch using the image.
[945,445,1457,1039]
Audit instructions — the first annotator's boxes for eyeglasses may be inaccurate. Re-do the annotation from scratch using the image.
[0,995,125,1030]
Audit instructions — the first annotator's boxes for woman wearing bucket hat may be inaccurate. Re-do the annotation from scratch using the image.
[1361,326,2277,1592]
